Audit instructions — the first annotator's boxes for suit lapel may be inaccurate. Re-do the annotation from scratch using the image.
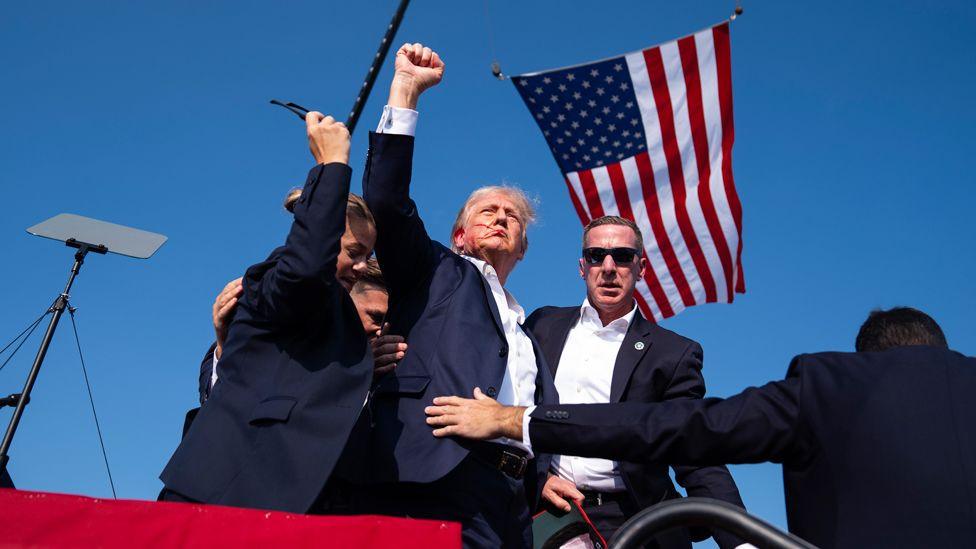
[610,312,653,402]
[542,308,579,378]
[476,267,507,342]
[525,329,559,405]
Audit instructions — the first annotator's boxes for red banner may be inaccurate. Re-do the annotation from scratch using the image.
[0,488,461,548]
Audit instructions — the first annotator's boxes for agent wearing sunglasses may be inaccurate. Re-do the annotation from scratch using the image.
[519,215,746,548]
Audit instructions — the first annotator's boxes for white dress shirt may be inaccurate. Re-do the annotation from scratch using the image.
[459,257,539,457]
[460,256,539,411]
[211,350,219,391]
[376,104,419,135]
[551,299,636,492]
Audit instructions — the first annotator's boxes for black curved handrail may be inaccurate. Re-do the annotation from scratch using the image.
[611,497,818,549]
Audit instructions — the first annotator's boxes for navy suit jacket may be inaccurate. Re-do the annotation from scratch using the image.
[361,132,559,505]
[525,306,744,548]
[529,346,976,548]
[160,163,374,513]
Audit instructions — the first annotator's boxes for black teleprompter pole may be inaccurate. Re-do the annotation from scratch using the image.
[344,0,411,135]
[0,240,106,478]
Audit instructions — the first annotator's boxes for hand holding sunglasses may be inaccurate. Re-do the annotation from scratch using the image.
[269,99,313,121]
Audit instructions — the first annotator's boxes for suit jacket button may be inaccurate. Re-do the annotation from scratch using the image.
[499,347,508,358]
[545,411,554,418]
[486,387,498,398]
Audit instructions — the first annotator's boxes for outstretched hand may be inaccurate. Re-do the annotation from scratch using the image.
[425,387,525,440]
[389,42,445,110]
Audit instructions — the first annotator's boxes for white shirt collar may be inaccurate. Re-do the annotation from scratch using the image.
[462,255,525,324]
[579,298,636,333]
[462,254,494,278]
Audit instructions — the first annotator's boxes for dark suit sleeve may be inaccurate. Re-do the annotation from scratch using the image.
[660,341,706,400]
[362,132,437,298]
[243,162,351,326]
[530,375,807,467]
[663,343,746,548]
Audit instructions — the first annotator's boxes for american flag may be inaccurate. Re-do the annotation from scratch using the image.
[512,22,744,322]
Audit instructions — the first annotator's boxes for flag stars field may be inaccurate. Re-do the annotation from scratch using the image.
[512,22,744,321]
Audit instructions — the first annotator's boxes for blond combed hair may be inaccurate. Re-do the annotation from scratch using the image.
[450,185,537,254]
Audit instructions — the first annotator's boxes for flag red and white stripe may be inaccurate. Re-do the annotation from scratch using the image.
[514,22,744,321]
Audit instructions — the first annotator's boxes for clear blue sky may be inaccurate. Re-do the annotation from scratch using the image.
[2,0,974,542]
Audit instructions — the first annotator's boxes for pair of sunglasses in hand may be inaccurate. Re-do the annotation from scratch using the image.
[582,247,642,265]
[269,99,312,121]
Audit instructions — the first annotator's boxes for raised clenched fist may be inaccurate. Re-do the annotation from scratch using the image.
[389,43,445,110]
[305,112,351,165]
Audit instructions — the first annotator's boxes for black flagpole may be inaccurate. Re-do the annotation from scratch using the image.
[270,0,411,133]
[345,0,411,134]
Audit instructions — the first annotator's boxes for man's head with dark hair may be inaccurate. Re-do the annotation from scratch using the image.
[351,258,388,341]
[582,215,643,253]
[578,216,648,323]
[353,257,385,293]
[855,307,948,352]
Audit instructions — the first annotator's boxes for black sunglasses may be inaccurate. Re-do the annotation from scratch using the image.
[269,98,312,121]
[582,247,641,265]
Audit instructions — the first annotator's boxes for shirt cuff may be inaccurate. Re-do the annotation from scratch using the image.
[521,405,536,453]
[376,105,418,136]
